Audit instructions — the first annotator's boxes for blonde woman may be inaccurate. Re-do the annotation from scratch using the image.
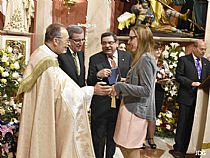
[112,25,157,158]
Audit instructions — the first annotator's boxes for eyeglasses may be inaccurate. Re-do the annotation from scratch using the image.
[101,41,116,46]
[71,38,85,43]
[128,36,137,41]
[155,48,162,51]
[197,47,207,51]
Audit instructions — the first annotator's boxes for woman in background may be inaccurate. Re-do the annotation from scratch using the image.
[112,25,157,158]
[146,42,171,149]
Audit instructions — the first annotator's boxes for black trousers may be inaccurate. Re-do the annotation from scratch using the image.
[155,83,165,117]
[91,109,118,158]
[174,103,196,153]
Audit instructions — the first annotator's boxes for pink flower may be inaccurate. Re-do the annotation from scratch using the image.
[1,143,10,153]
[0,124,14,137]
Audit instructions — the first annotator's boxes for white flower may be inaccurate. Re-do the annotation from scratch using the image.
[165,45,170,51]
[157,73,162,79]
[17,53,23,59]
[170,52,178,58]
[7,46,13,53]
[9,98,15,106]
[0,108,5,115]
[172,86,177,91]
[0,66,4,72]
[14,61,20,69]
[166,124,171,130]
[10,61,20,70]
[162,50,169,58]
[17,77,22,82]
[179,52,185,57]
[173,55,178,60]
[2,71,9,77]
[159,69,164,73]
[156,119,162,126]
[170,42,180,48]
[166,110,172,118]
[11,118,19,124]
[12,72,20,79]
[1,55,9,62]
[169,65,174,69]
[170,89,177,96]
[173,63,177,68]
[169,72,173,78]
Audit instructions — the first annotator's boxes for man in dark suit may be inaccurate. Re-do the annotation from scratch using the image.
[58,25,86,87]
[87,32,132,158]
[169,40,210,158]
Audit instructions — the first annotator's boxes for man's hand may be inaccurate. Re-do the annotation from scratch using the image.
[191,82,201,87]
[157,78,170,85]
[97,68,111,79]
[111,85,117,97]
[120,77,126,82]
[94,82,112,96]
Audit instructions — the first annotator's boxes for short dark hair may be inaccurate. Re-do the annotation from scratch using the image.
[154,42,162,49]
[45,23,65,42]
[101,32,118,42]
[66,25,84,39]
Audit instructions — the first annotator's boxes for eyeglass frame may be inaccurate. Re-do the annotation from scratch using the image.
[70,38,86,44]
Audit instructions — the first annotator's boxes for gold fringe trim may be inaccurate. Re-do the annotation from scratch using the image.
[202,142,210,149]
[17,56,59,96]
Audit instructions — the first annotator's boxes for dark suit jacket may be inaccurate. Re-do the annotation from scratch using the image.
[87,50,132,118]
[176,54,210,106]
[58,48,85,87]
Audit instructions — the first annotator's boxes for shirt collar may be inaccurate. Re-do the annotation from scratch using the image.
[41,44,58,58]
[69,48,76,55]
[107,50,118,59]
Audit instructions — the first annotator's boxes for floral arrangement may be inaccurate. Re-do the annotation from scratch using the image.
[155,42,185,138]
[0,46,24,157]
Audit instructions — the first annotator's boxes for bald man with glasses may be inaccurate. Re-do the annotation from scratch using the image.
[58,25,86,87]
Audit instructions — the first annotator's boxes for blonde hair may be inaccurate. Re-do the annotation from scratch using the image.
[130,25,155,66]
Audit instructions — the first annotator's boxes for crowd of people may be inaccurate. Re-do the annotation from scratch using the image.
[16,22,210,158]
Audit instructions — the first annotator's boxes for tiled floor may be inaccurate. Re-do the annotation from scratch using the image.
[113,137,198,158]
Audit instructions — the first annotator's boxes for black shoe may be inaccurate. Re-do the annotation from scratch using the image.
[140,143,146,149]
[169,149,185,158]
[148,138,157,149]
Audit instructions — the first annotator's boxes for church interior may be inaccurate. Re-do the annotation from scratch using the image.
[0,0,210,157]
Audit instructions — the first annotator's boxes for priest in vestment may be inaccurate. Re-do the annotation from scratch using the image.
[16,23,111,158]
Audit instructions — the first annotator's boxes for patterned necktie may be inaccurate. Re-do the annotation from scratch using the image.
[72,53,80,76]
[110,56,117,68]
[109,55,117,108]
[196,58,202,79]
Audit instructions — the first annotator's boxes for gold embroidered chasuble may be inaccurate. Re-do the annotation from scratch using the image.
[16,45,95,158]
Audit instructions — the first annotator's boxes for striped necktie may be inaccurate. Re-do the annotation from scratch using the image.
[109,56,117,68]
[72,53,80,76]
[196,58,202,79]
